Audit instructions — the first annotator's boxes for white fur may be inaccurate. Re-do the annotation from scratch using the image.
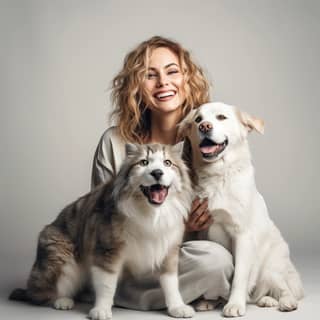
[184,102,304,317]
[117,193,188,274]
[89,266,121,320]
[88,196,192,320]
[55,257,85,309]
[89,146,194,319]
[160,273,195,318]
[54,297,74,310]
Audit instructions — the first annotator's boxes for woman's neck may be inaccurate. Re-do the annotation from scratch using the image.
[148,110,182,145]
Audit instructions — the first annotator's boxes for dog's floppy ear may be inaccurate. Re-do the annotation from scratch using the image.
[238,110,265,134]
[177,108,197,139]
[125,143,140,157]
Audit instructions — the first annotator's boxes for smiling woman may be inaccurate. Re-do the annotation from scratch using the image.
[110,36,209,145]
[143,47,185,112]
[91,36,234,312]
[142,47,186,145]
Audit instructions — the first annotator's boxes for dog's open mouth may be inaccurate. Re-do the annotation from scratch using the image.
[140,184,169,205]
[199,138,228,158]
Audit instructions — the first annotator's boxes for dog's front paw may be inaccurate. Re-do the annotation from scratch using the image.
[279,296,298,312]
[54,297,74,310]
[257,296,279,308]
[88,307,112,320]
[222,302,246,317]
[168,304,195,318]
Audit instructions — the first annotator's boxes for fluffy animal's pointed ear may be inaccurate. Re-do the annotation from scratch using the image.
[170,141,185,158]
[177,109,197,139]
[125,143,140,157]
[238,110,265,134]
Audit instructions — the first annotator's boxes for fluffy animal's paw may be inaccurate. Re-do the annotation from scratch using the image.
[257,296,279,308]
[279,296,298,312]
[88,307,112,320]
[222,302,246,317]
[168,304,195,318]
[54,297,74,310]
[193,298,218,311]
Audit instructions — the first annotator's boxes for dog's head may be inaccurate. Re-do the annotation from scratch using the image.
[114,143,190,207]
[179,102,264,163]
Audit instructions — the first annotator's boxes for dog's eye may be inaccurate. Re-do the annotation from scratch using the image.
[139,159,149,166]
[195,116,202,123]
[216,114,227,121]
[163,159,172,167]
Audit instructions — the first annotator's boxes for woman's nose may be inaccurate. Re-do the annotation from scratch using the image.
[156,73,169,87]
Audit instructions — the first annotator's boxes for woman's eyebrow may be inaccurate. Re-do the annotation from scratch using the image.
[148,63,179,71]
[164,63,179,69]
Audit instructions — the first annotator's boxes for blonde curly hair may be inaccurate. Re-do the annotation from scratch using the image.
[111,36,210,143]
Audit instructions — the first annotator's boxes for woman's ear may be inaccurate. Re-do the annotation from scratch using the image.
[177,109,197,139]
[238,110,265,134]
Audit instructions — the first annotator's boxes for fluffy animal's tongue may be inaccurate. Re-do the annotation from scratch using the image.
[150,187,168,204]
[200,145,220,154]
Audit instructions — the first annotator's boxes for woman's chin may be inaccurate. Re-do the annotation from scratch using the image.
[150,101,183,114]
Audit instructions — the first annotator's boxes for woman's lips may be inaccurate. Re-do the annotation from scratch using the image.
[154,90,176,101]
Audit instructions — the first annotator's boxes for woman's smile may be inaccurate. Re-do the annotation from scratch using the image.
[143,47,185,114]
[153,89,177,101]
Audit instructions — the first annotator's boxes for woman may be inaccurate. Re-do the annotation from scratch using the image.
[91,36,233,311]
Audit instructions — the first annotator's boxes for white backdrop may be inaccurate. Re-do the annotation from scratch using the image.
[1,0,319,272]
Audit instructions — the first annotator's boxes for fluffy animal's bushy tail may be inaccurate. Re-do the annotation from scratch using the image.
[9,288,29,302]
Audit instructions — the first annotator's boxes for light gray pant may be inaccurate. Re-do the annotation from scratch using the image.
[114,241,234,310]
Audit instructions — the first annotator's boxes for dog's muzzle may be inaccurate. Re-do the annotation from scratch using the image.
[140,184,169,205]
[199,137,228,159]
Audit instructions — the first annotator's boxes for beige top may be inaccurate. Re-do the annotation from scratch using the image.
[91,127,126,188]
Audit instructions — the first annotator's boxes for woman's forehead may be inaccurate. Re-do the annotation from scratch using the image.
[148,47,180,68]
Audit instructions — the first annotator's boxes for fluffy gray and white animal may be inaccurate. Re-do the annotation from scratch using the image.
[9,143,195,320]
[179,102,304,317]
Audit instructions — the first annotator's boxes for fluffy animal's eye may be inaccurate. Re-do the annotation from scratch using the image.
[217,114,227,121]
[195,116,202,123]
[163,159,172,167]
[139,159,149,166]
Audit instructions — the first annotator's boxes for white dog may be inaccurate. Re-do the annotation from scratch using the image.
[179,102,304,317]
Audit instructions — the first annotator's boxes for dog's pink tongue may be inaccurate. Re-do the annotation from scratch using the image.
[200,145,219,154]
[150,189,168,204]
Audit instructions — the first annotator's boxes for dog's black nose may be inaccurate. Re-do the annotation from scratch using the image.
[150,169,163,181]
[199,121,213,134]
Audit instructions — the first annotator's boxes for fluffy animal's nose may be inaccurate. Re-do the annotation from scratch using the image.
[199,121,213,134]
[150,169,163,181]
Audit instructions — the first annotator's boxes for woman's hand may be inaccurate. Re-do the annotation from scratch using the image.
[185,197,213,232]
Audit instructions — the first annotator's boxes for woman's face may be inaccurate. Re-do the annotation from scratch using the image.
[142,47,185,115]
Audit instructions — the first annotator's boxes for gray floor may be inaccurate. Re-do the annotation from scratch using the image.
[1,255,318,320]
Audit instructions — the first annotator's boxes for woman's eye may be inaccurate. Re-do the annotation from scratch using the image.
[168,69,179,75]
[216,114,227,121]
[146,73,157,79]
[195,116,202,123]
[139,159,149,166]
[164,159,172,167]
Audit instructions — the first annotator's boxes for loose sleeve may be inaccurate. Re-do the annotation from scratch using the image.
[91,127,125,189]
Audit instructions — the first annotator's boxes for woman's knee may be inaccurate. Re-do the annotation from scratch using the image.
[181,240,234,280]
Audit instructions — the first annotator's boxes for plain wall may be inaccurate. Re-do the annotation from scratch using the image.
[1,0,319,275]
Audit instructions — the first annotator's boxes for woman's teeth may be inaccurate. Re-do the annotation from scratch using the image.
[155,91,175,99]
